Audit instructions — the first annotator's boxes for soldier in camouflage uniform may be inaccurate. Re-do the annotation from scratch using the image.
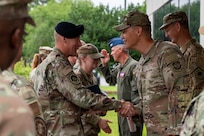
[2,48,46,135]
[34,21,135,136]
[160,11,204,98]
[0,0,36,135]
[180,90,204,136]
[99,37,142,136]
[180,25,204,136]
[30,46,53,83]
[75,43,112,136]
[114,10,189,135]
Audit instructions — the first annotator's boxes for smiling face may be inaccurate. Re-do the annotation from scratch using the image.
[120,26,141,50]
[111,46,121,62]
[63,36,82,57]
[164,22,180,44]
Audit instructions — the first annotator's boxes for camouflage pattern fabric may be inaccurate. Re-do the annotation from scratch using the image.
[180,90,204,136]
[34,48,122,136]
[180,39,204,97]
[134,41,189,136]
[0,74,35,136]
[75,68,101,136]
[1,68,47,136]
[99,57,142,136]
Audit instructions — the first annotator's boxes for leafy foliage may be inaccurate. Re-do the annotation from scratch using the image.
[24,0,144,64]
[14,61,32,79]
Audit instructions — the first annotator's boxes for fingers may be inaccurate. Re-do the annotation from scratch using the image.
[100,49,107,55]
[98,119,112,134]
[117,101,137,117]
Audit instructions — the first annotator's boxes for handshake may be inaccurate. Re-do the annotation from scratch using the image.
[116,100,137,117]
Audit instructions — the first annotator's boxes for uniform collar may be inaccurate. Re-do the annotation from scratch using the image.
[180,38,196,54]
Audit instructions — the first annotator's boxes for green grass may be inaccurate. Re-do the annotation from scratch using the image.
[99,88,147,136]
[100,85,117,92]
[99,93,119,136]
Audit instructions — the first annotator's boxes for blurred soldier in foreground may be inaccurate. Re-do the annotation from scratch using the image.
[99,37,142,136]
[34,21,135,136]
[75,43,112,136]
[0,0,36,135]
[180,25,204,136]
[114,10,189,135]
[2,45,46,135]
[160,11,204,99]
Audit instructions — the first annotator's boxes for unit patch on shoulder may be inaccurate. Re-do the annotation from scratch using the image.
[68,72,81,85]
[35,116,47,136]
[173,61,182,70]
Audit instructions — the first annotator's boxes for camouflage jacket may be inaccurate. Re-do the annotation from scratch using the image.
[1,68,46,136]
[180,39,204,97]
[34,48,122,136]
[0,73,35,136]
[134,41,189,135]
[180,90,204,136]
[75,68,101,136]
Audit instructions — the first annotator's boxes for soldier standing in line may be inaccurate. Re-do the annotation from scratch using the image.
[179,25,204,136]
[160,11,204,99]
[30,46,53,82]
[34,21,135,136]
[114,10,189,135]
[0,0,36,135]
[99,37,142,136]
[75,43,112,136]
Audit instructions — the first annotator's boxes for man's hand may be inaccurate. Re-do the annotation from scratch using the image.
[98,118,112,134]
[117,101,137,117]
[100,49,110,66]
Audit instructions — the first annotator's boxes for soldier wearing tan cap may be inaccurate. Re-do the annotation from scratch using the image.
[30,46,53,83]
[114,10,189,135]
[75,43,113,136]
[0,0,36,135]
[180,25,204,136]
[160,11,204,101]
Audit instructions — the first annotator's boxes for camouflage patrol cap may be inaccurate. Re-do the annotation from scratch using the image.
[199,25,204,35]
[39,46,53,55]
[114,10,151,32]
[77,43,104,59]
[160,11,188,30]
[0,0,35,26]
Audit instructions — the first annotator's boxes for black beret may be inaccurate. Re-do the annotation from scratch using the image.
[55,22,84,38]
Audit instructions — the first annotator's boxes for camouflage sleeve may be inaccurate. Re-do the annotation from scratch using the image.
[159,46,187,133]
[0,81,35,136]
[195,92,204,135]
[99,63,118,85]
[81,114,101,125]
[48,63,122,111]
[131,65,140,105]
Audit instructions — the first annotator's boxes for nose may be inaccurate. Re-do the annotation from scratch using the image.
[120,33,124,39]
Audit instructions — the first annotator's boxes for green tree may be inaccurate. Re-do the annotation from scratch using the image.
[24,0,145,65]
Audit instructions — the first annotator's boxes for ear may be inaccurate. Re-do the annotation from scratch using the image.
[11,28,22,49]
[175,22,181,31]
[134,26,142,36]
